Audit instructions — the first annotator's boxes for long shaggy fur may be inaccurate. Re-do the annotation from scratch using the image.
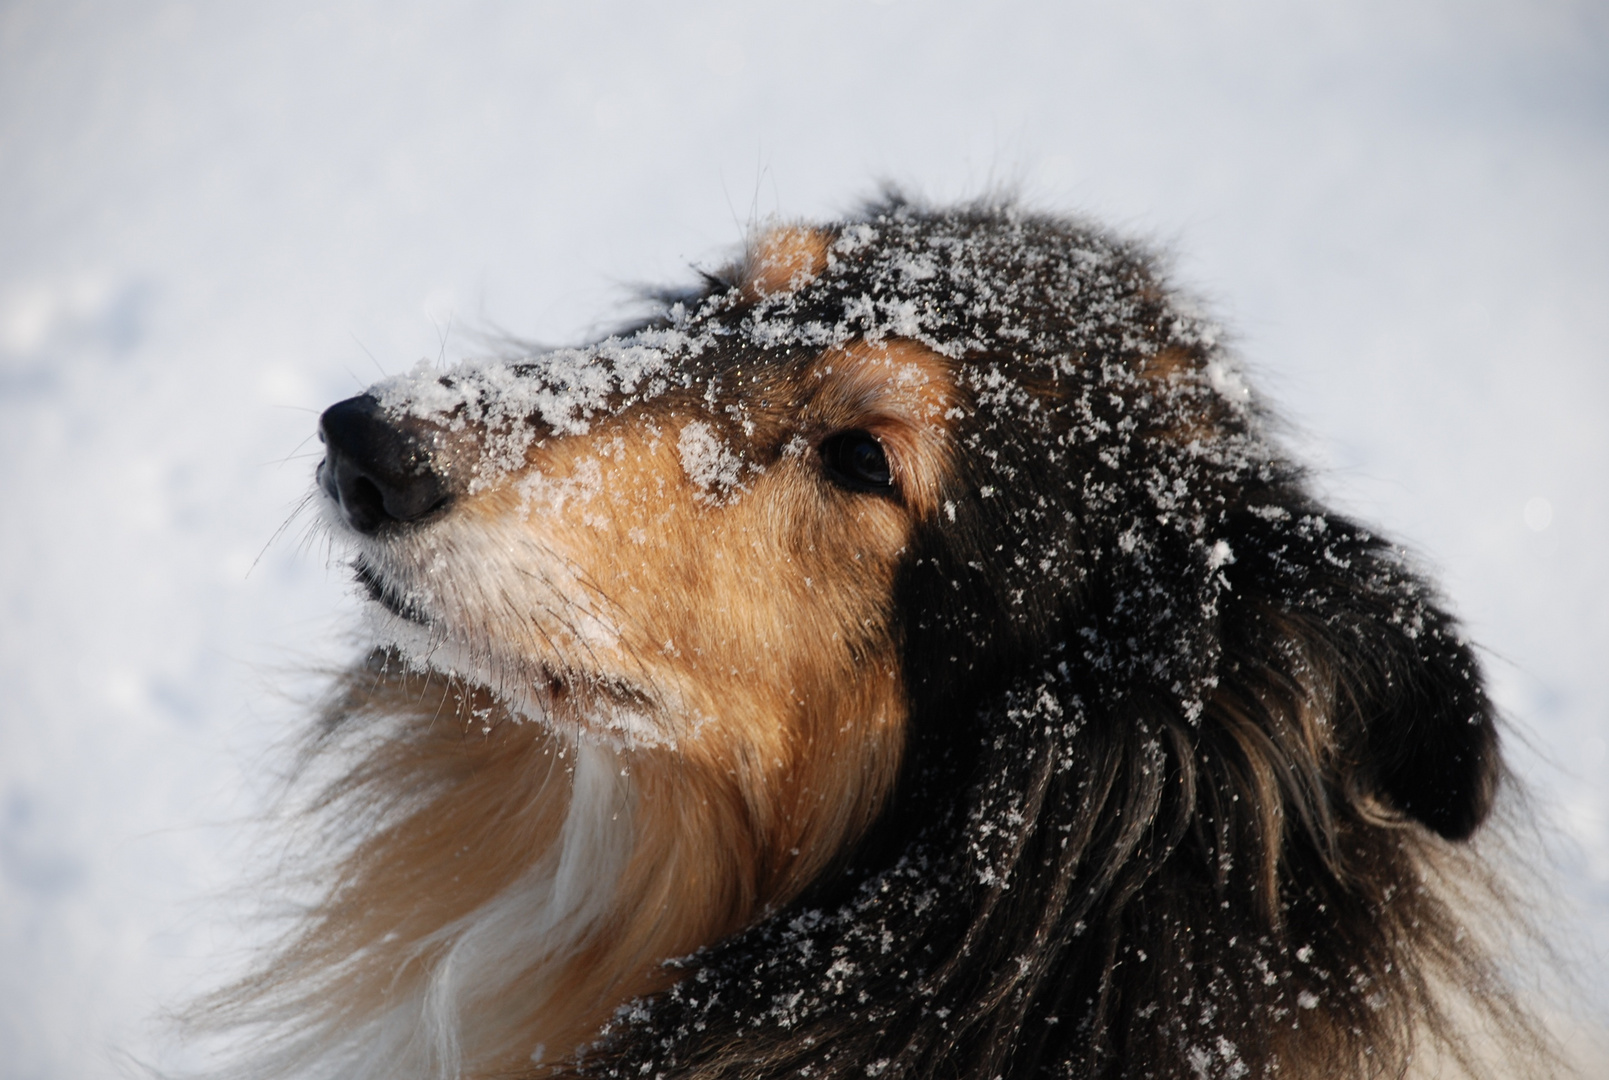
[200,196,1555,1080]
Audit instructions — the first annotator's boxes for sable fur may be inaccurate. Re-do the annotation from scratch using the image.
[204,197,1554,1080]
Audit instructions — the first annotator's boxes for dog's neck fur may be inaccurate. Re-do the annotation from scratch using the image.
[386,740,638,1078]
[257,737,650,1080]
[241,655,892,1080]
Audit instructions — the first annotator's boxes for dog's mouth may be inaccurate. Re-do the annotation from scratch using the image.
[354,559,433,626]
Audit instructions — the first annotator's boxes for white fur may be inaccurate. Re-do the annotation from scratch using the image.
[248,741,636,1080]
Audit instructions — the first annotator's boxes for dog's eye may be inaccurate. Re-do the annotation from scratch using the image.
[819,430,892,492]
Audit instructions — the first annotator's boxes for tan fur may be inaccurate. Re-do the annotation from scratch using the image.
[1137,345,1232,447]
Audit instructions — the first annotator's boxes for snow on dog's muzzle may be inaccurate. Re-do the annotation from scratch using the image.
[317,394,455,533]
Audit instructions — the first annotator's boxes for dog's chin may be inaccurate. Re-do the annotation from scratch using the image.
[353,559,435,626]
[354,585,678,750]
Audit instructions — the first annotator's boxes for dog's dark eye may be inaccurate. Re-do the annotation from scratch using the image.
[819,430,892,492]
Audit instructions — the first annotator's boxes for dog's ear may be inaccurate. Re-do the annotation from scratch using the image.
[738,225,831,301]
[1224,505,1500,841]
[1352,600,1498,841]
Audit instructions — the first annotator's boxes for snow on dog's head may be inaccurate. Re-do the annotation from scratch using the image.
[318,206,1243,758]
[210,198,1548,1080]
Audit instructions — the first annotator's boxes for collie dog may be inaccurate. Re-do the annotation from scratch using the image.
[212,198,1554,1079]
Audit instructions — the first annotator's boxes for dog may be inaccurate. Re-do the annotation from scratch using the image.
[210,196,1556,1079]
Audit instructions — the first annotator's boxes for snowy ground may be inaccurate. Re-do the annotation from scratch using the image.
[1,3,1605,1076]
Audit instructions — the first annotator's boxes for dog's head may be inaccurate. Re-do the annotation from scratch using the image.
[322,201,1494,845]
[305,198,1509,1079]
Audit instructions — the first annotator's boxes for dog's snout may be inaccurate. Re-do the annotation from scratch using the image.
[318,395,452,534]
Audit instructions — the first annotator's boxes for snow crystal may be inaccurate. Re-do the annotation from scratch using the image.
[677,420,752,503]
[1204,356,1249,403]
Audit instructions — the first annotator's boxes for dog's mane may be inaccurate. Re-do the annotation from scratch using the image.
[206,197,1554,1080]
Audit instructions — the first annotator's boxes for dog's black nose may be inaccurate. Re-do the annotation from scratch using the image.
[318,395,452,534]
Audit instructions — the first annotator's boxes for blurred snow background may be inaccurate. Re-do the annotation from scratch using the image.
[1,1,1604,1075]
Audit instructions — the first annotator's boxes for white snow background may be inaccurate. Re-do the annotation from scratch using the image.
[1,2,1605,1076]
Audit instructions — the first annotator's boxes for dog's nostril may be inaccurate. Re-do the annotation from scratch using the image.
[318,394,453,534]
[339,475,390,532]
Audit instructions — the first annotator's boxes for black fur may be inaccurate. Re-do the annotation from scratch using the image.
[577,198,1528,1080]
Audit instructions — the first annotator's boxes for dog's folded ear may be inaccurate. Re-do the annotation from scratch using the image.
[1348,599,1500,841]
[1224,505,1501,842]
